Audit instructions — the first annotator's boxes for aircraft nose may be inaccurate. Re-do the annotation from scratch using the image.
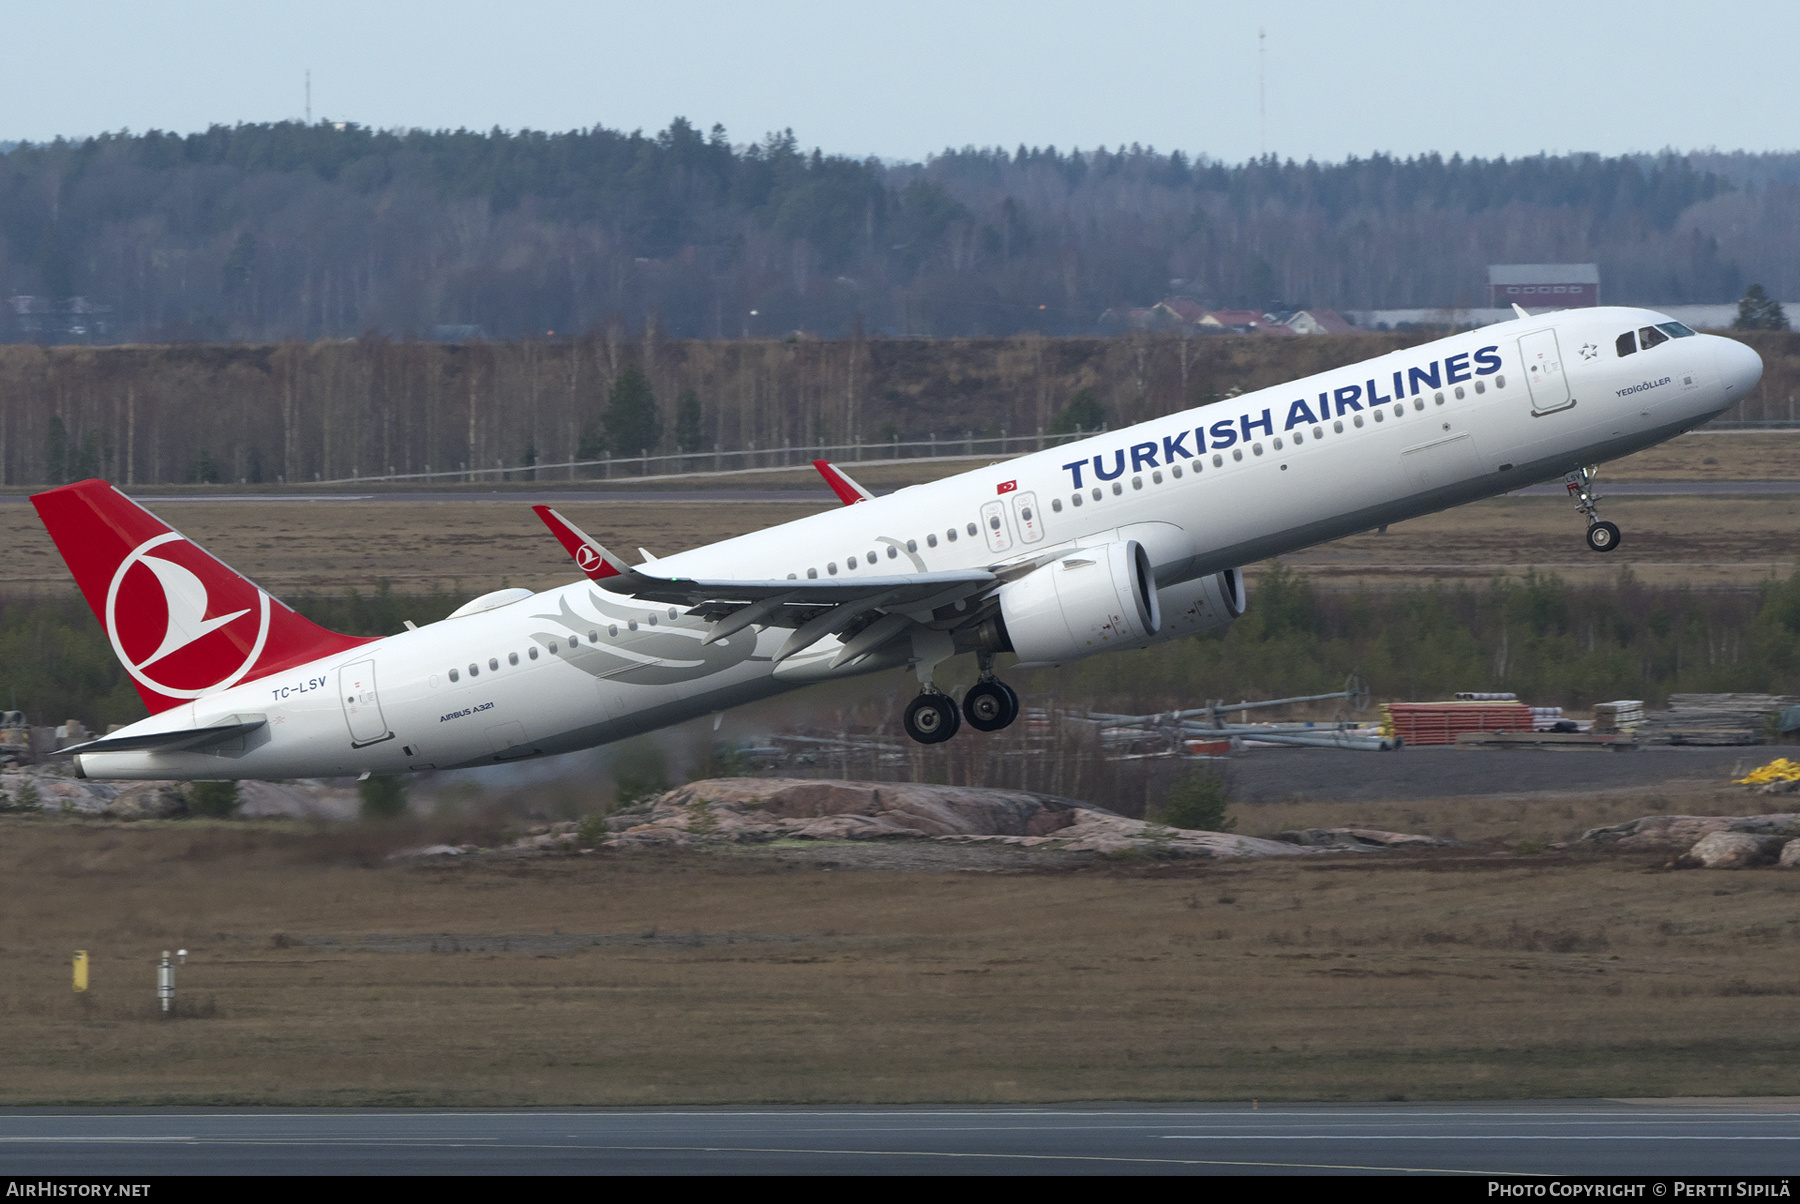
[1714,336,1763,400]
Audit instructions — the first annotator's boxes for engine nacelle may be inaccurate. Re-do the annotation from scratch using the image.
[1145,568,1247,646]
[999,540,1161,666]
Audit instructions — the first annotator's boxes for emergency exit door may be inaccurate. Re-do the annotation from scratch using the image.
[1518,329,1573,414]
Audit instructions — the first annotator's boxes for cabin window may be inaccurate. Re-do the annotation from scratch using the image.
[1020,507,1032,522]
[946,529,957,542]
[1171,464,1183,478]
[1112,482,1123,495]
[807,567,819,578]
[647,615,657,626]
[927,534,938,547]
[528,647,538,660]
[609,625,618,637]
[449,668,460,682]
[487,657,497,671]
[1052,497,1064,511]
[1393,404,1404,417]
[1152,470,1163,484]
[508,652,519,666]
[1131,476,1143,490]
[548,642,559,654]
[786,573,796,580]
[990,514,1003,528]
[1639,325,1669,350]
[1272,437,1283,450]
[588,630,598,643]
[1373,409,1384,423]
[1252,442,1264,454]
[846,554,857,568]
[1191,460,1203,473]
[627,621,637,631]
[1092,487,1103,500]
[1312,426,1324,439]
[1332,421,1343,434]
[967,523,978,537]
[887,546,897,559]
[1353,415,1365,428]
[828,561,839,573]
[1434,391,1445,405]
[1454,386,1465,400]
[569,635,579,646]
[1071,493,1083,507]
[1292,432,1302,444]
[1413,397,1424,411]
[1232,448,1244,461]
[1474,380,1486,394]
[1212,454,1223,467]
[906,539,918,553]
[468,663,479,677]
[1496,375,1506,388]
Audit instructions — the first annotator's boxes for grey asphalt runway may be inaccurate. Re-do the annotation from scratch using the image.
[1,1103,1796,1175]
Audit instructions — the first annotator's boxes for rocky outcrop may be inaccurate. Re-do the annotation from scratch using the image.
[1273,827,1462,851]
[595,778,1438,861]
[107,783,189,819]
[1581,813,1800,850]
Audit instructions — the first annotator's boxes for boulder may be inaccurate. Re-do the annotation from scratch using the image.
[1780,839,1800,868]
[1274,827,1460,850]
[1687,831,1786,868]
[106,783,189,820]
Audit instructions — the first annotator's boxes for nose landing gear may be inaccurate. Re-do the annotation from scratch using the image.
[1565,466,1622,554]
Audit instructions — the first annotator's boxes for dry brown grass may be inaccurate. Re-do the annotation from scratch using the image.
[6,812,1800,1107]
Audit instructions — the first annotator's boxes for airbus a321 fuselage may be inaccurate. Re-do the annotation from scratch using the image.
[32,306,1762,781]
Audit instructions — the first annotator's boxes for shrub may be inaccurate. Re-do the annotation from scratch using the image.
[575,813,610,847]
[359,776,406,820]
[1155,769,1234,832]
[188,780,240,818]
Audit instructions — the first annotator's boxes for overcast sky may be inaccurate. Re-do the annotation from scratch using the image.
[5,1,1794,163]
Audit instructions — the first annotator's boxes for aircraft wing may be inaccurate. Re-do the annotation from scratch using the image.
[58,717,268,757]
[533,504,995,657]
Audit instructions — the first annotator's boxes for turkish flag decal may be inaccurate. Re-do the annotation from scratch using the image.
[997,480,1017,494]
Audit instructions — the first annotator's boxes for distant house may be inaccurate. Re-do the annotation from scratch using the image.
[1285,308,1356,335]
[1198,309,1295,335]
[9,295,113,342]
[1151,298,1206,328]
[1487,264,1600,308]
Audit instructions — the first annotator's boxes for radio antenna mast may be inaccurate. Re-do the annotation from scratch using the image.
[1258,28,1266,159]
[305,70,312,124]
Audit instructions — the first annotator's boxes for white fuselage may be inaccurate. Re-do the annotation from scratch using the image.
[76,307,1757,779]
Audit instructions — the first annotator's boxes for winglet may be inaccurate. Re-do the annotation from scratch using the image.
[1512,303,1531,320]
[532,505,633,582]
[812,459,875,506]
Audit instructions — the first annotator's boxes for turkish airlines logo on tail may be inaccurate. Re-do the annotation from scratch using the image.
[105,533,271,699]
[575,545,603,573]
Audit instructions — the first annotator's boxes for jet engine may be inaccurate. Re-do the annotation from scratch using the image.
[1145,568,1246,646]
[998,540,1161,666]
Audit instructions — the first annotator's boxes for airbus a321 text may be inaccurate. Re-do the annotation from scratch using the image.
[31,306,1762,780]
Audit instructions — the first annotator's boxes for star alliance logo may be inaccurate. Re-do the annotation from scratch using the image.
[1578,342,1599,360]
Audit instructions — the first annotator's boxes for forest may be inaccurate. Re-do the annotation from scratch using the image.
[1,330,1793,489]
[4,121,1799,341]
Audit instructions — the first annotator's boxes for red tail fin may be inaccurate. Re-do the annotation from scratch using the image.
[31,480,374,714]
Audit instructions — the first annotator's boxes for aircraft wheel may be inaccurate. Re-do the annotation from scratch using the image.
[1585,521,1621,553]
[903,693,961,744]
[962,680,1019,732]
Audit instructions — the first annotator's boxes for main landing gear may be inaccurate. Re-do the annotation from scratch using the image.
[902,652,1021,744]
[1565,466,1622,554]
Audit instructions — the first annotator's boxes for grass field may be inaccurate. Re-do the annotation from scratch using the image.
[5,773,1799,1108]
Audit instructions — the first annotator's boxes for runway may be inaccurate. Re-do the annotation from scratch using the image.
[1,1102,1797,1175]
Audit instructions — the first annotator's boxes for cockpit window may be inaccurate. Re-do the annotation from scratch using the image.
[1656,321,1697,339]
[1638,325,1669,350]
[1615,332,1636,357]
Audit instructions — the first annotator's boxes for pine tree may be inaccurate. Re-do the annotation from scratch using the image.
[604,364,661,460]
[1048,388,1106,435]
[674,388,704,454]
[1735,284,1790,331]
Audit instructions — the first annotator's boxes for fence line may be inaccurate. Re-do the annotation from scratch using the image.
[315,429,1098,486]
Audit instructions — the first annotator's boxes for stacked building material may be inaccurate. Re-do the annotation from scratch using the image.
[1636,694,1800,746]
[1530,707,1565,731]
[1592,701,1646,733]
[1380,701,1534,746]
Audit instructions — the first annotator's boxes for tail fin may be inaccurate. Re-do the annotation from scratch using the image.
[30,479,374,714]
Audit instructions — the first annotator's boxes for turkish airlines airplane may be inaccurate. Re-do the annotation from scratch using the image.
[32,306,1761,780]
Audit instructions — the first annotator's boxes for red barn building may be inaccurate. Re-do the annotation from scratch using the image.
[1488,264,1600,308]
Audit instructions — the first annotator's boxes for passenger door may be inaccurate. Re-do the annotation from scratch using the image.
[1518,329,1573,414]
[338,659,393,747]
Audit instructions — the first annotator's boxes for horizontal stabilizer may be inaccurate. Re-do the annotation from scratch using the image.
[59,716,267,757]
